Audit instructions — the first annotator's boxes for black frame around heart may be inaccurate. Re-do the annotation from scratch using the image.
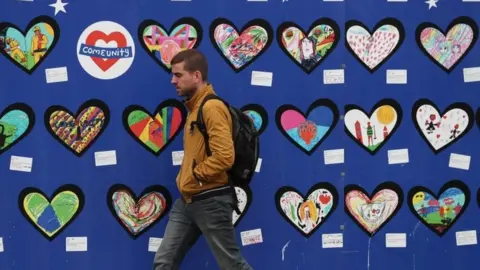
[276,17,340,74]
[44,99,110,157]
[344,99,403,156]
[345,17,405,73]
[275,182,339,238]
[106,183,172,239]
[344,181,404,237]
[209,18,273,73]
[241,104,268,136]
[412,99,474,155]
[137,17,203,73]
[275,98,339,156]
[408,180,470,237]
[415,16,478,73]
[233,185,253,227]
[0,15,60,74]
[18,184,85,241]
[122,99,187,157]
[0,102,35,155]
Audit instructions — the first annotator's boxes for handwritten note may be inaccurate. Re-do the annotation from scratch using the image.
[255,158,262,172]
[172,151,184,166]
[449,153,470,170]
[148,237,163,252]
[251,71,272,87]
[386,69,407,84]
[323,69,344,84]
[388,149,409,164]
[322,233,343,248]
[10,155,33,172]
[456,230,477,246]
[46,67,68,83]
[66,237,87,252]
[386,233,407,248]
[463,67,480,83]
[94,150,117,167]
[324,149,344,165]
[240,228,263,246]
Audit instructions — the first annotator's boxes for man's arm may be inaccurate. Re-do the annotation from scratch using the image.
[193,100,234,181]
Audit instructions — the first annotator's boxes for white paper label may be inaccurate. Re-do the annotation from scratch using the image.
[324,149,344,165]
[449,153,470,170]
[148,237,163,252]
[323,69,344,84]
[0,238,4,252]
[255,158,262,172]
[322,233,343,248]
[46,67,68,83]
[388,149,409,164]
[386,233,407,248]
[66,237,87,252]
[172,151,184,166]
[463,67,480,82]
[9,155,33,172]
[94,150,117,167]
[240,228,263,246]
[251,71,272,87]
[386,69,407,84]
[456,230,477,246]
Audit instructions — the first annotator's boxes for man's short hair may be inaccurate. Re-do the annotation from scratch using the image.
[171,49,208,81]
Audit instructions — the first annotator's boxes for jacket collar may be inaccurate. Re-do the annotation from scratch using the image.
[184,83,215,112]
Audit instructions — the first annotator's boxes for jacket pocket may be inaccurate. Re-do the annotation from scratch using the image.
[192,159,203,186]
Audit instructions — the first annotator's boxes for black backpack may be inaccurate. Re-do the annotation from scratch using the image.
[194,94,260,189]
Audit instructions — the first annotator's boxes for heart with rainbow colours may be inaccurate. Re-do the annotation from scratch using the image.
[44,99,110,157]
[344,182,403,237]
[0,103,35,155]
[19,184,85,241]
[210,18,273,72]
[241,104,268,136]
[408,180,470,237]
[107,184,172,239]
[122,99,187,156]
[275,99,339,155]
[0,16,60,74]
[138,17,203,73]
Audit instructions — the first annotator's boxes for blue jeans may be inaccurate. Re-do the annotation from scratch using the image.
[153,194,253,270]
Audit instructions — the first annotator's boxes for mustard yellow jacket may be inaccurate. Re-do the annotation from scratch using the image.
[176,84,234,202]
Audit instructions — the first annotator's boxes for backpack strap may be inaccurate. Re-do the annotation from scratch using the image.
[191,94,241,215]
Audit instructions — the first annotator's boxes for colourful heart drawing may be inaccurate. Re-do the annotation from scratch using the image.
[416,16,478,73]
[44,99,110,157]
[345,18,405,73]
[241,104,268,136]
[107,184,172,239]
[138,17,203,73]
[85,30,127,72]
[412,99,474,154]
[0,103,35,155]
[277,18,340,74]
[233,186,252,227]
[0,16,60,74]
[344,99,402,155]
[210,18,273,72]
[123,99,187,156]
[19,184,84,241]
[344,182,403,237]
[408,180,469,237]
[275,182,338,238]
[275,99,339,155]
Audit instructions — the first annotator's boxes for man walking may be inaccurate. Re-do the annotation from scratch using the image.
[153,49,253,270]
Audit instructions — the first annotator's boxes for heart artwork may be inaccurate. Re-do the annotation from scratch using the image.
[123,99,187,156]
[210,18,273,72]
[408,180,470,237]
[232,186,253,227]
[138,17,203,72]
[416,16,478,73]
[241,104,268,136]
[0,16,60,74]
[344,182,403,237]
[277,18,340,74]
[107,184,172,239]
[275,99,339,155]
[412,99,474,154]
[0,103,35,155]
[44,99,110,157]
[19,184,85,241]
[345,18,405,73]
[275,182,338,237]
[344,99,402,155]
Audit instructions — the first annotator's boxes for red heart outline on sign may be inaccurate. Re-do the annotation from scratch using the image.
[85,31,127,71]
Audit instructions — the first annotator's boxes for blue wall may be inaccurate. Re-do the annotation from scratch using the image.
[1,0,480,269]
